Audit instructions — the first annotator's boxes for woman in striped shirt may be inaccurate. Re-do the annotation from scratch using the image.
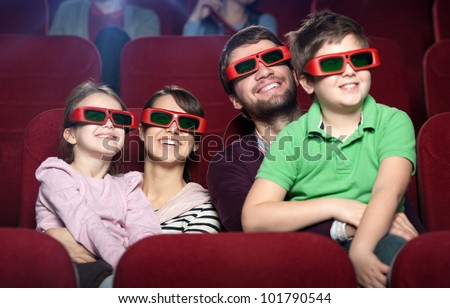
[139,85,222,234]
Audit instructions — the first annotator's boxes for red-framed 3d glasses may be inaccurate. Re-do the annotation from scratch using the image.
[68,106,138,130]
[141,108,207,134]
[304,48,381,76]
[226,46,291,81]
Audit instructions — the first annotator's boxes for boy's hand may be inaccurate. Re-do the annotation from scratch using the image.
[350,250,390,288]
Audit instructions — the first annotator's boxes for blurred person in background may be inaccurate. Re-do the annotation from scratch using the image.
[49,0,160,93]
[183,0,277,36]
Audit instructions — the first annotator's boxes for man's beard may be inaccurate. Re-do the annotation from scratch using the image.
[242,86,298,123]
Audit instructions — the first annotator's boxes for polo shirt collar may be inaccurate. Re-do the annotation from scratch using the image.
[306,94,377,139]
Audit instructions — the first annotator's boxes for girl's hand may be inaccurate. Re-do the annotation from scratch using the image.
[46,228,96,263]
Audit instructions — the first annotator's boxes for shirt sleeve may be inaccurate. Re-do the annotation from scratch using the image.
[207,146,258,231]
[36,160,126,267]
[182,20,203,36]
[123,172,161,245]
[377,109,416,174]
[183,203,222,233]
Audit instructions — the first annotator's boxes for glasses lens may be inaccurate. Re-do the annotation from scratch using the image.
[235,59,257,74]
[112,113,132,125]
[150,111,173,125]
[261,50,284,64]
[351,52,374,67]
[84,110,106,122]
[320,57,344,72]
[178,116,200,130]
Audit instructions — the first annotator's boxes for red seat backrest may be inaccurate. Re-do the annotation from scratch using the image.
[368,37,412,118]
[0,34,100,227]
[114,232,357,288]
[20,109,64,229]
[0,227,77,287]
[416,112,450,231]
[390,231,450,287]
[423,40,450,118]
[433,0,450,42]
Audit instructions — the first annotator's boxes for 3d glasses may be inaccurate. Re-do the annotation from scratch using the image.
[304,48,380,76]
[141,108,207,134]
[226,46,291,81]
[68,106,138,130]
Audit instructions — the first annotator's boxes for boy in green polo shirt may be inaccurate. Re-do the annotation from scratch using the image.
[241,10,416,288]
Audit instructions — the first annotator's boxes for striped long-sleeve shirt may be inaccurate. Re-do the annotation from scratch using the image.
[160,203,222,234]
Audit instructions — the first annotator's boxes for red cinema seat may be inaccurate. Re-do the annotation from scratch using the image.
[20,109,64,229]
[114,232,357,288]
[0,0,48,35]
[0,35,100,227]
[423,40,450,118]
[390,231,450,287]
[0,227,77,287]
[433,0,450,42]
[369,36,421,211]
[368,37,411,119]
[416,112,450,231]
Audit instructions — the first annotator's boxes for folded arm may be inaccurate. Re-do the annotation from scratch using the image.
[349,156,413,287]
[242,178,366,232]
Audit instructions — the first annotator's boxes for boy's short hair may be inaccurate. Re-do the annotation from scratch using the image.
[286,10,369,79]
[219,25,286,95]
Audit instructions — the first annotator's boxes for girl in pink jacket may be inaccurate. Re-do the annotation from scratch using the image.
[35,81,161,270]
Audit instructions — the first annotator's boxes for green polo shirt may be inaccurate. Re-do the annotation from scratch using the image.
[257,95,416,211]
